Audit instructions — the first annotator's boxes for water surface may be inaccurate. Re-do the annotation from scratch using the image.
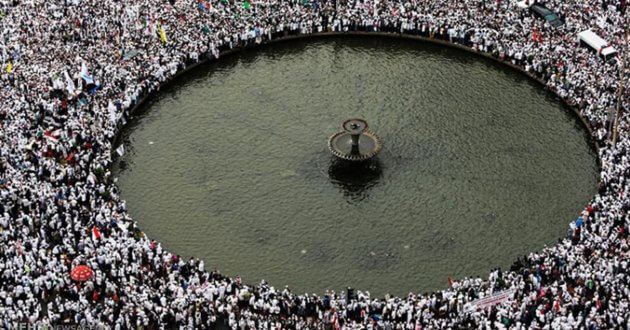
[113,36,597,296]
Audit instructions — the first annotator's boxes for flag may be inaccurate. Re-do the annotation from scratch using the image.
[158,24,167,43]
[92,226,101,240]
[88,83,101,95]
[80,73,93,84]
[243,0,251,10]
[64,71,76,95]
[80,63,94,84]
[447,276,454,286]
[44,130,60,143]
[7,61,12,74]
[115,144,125,157]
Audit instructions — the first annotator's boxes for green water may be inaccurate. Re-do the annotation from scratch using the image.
[113,36,597,297]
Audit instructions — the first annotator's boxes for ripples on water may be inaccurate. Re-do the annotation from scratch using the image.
[113,36,597,296]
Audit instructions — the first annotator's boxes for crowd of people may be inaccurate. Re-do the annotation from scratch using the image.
[0,0,628,327]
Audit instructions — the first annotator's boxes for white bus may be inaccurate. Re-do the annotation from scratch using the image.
[577,29,618,61]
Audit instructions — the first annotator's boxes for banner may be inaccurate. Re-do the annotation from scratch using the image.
[463,289,515,313]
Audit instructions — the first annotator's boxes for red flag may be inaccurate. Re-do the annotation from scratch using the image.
[92,226,101,240]
[44,130,59,142]
[447,276,454,286]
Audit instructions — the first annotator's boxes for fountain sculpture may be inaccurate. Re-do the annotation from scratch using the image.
[328,119,383,161]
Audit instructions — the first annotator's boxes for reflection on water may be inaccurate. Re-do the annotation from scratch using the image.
[328,158,383,202]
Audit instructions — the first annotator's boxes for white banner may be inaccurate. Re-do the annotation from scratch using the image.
[464,289,515,313]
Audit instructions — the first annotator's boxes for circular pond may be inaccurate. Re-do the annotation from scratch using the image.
[113,36,597,296]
